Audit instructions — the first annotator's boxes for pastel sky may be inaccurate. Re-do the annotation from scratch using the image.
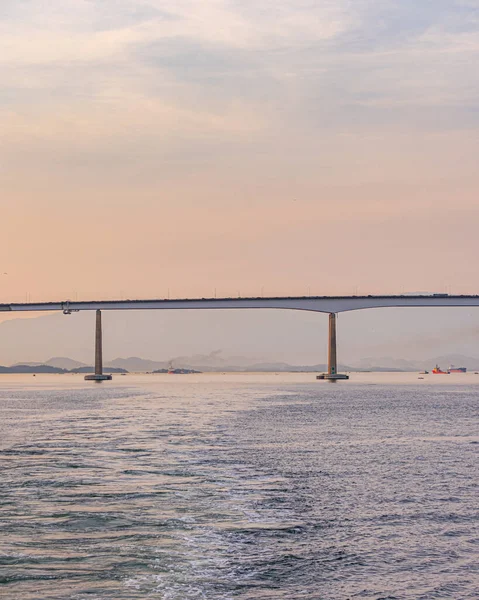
[1,0,479,304]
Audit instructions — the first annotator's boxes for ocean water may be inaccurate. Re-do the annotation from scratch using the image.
[0,373,478,599]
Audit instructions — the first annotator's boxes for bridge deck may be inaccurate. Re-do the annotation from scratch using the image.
[2,295,479,314]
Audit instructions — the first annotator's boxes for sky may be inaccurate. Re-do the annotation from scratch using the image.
[1,1,479,307]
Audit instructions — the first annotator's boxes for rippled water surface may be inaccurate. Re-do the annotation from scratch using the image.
[0,373,478,599]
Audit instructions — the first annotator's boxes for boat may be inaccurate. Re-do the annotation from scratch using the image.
[419,370,429,374]
[432,365,449,374]
[448,366,467,373]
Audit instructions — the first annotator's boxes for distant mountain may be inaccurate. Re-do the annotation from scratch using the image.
[11,357,86,369]
[425,354,479,370]
[169,352,257,369]
[107,355,267,372]
[354,357,419,371]
[107,357,167,372]
[4,353,479,374]
[70,366,128,374]
[246,362,356,372]
[45,357,87,370]
[11,361,44,367]
[153,368,201,374]
[10,355,354,373]
[0,362,125,374]
[108,356,355,373]
[0,365,66,374]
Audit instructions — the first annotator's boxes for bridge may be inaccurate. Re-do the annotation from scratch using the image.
[3,295,479,381]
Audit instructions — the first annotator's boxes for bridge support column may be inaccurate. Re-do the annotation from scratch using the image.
[317,313,349,381]
[85,310,112,381]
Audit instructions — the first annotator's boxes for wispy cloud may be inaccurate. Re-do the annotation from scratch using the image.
[1,1,477,113]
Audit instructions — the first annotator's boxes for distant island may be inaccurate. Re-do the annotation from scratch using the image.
[0,365,68,374]
[69,366,127,374]
[2,353,479,374]
[0,364,128,374]
[152,368,201,374]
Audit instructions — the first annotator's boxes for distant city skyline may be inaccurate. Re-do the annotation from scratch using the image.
[1,1,478,305]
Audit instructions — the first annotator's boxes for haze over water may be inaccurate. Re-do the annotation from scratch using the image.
[0,373,477,599]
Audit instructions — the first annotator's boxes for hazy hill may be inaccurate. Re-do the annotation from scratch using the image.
[355,357,419,371]
[11,357,87,369]
[46,357,87,370]
[11,361,44,367]
[69,366,127,374]
[423,354,479,370]
[0,365,66,374]
[106,355,336,372]
[107,357,166,372]
[3,353,479,373]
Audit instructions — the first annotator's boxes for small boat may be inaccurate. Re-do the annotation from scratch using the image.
[419,370,429,375]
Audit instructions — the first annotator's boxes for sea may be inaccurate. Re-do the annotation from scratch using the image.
[0,373,477,599]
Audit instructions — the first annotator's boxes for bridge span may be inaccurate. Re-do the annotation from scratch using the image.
[3,295,479,381]
[2,294,479,314]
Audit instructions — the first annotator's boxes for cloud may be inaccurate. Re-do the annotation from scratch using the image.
[1,1,477,122]
[0,1,478,278]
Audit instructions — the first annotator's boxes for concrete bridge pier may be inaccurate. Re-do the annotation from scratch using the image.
[317,313,349,381]
[85,310,112,381]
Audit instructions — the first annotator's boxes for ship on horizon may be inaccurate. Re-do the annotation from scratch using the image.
[432,364,467,374]
[448,365,467,373]
[432,365,449,374]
